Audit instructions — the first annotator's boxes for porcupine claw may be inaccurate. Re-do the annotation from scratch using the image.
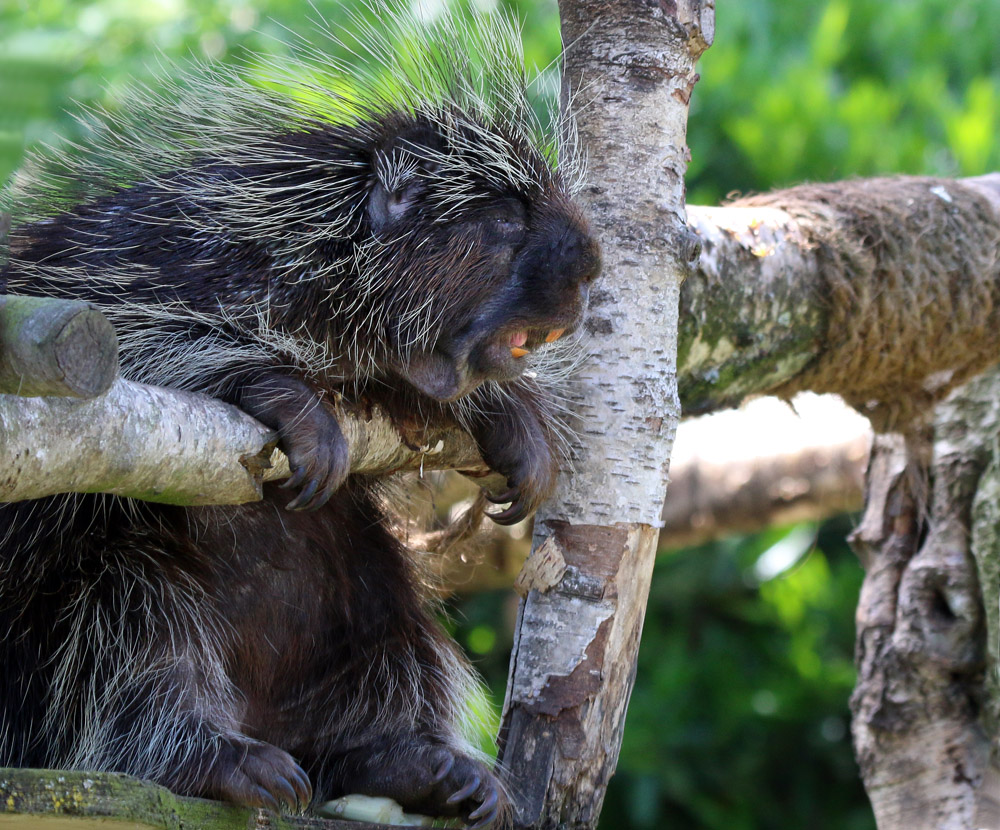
[201,737,313,811]
[488,499,530,526]
[236,373,351,511]
[338,742,504,828]
[484,488,518,505]
[468,788,500,828]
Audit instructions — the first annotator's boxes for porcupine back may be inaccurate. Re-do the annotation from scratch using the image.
[2,3,584,402]
[0,5,599,826]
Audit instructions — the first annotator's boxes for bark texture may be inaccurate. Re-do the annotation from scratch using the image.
[682,175,1000,429]
[848,367,1000,829]
[0,378,495,504]
[0,294,118,397]
[496,1,713,827]
[681,175,1000,829]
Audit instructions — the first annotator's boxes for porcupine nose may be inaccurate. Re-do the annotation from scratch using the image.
[557,224,601,291]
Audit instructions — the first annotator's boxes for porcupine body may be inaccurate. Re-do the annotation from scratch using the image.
[0,5,598,828]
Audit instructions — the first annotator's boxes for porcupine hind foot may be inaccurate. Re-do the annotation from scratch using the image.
[195,735,313,811]
[327,739,504,829]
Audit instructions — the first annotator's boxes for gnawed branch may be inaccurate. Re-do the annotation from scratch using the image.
[0,294,118,397]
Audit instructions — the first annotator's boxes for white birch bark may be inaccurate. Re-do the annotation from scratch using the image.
[496,2,714,827]
[0,378,492,504]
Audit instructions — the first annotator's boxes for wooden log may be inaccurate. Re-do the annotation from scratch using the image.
[0,294,118,398]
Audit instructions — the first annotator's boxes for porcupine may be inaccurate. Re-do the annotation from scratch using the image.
[0,5,599,828]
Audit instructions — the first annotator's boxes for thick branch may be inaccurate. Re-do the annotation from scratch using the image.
[0,378,492,504]
[682,175,1000,429]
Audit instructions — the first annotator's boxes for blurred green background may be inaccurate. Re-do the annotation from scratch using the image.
[3,0,998,827]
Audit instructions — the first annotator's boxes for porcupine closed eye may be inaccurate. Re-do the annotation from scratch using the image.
[0,4,599,828]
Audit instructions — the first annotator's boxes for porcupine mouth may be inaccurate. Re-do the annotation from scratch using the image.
[473,322,573,376]
[399,316,580,403]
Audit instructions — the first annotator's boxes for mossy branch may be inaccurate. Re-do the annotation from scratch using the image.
[0,767,381,830]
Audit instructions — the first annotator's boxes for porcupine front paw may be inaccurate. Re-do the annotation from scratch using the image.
[235,372,350,511]
[334,742,504,829]
[199,737,313,811]
[277,404,350,511]
[475,413,558,526]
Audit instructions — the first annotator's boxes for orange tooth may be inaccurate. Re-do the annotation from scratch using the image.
[545,328,565,343]
[510,347,530,358]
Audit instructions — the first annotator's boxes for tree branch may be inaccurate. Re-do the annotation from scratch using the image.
[663,424,868,548]
[682,174,1000,430]
[0,378,494,504]
[0,294,118,397]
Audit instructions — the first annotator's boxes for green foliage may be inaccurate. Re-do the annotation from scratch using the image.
[688,0,1000,203]
[600,518,872,830]
[0,0,560,186]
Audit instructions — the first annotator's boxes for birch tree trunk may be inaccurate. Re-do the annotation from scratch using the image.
[496,2,714,827]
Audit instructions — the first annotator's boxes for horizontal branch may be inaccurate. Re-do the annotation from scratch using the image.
[5,174,994,506]
[681,174,1000,429]
[661,429,868,548]
[0,378,493,504]
[0,767,372,830]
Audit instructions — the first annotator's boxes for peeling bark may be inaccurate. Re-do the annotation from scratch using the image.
[496,1,713,827]
[849,381,1000,828]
